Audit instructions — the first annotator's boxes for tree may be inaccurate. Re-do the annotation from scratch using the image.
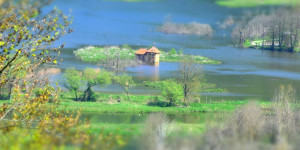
[63,68,82,101]
[0,0,72,89]
[232,10,300,52]
[81,68,112,101]
[161,80,183,106]
[168,48,177,55]
[0,1,125,149]
[177,58,202,104]
[114,74,134,101]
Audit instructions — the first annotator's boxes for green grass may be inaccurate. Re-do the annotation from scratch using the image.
[74,46,221,64]
[58,92,251,113]
[160,53,221,64]
[86,122,206,137]
[87,123,142,136]
[74,46,136,63]
[242,39,300,52]
[0,92,274,138]
[0,93,253,114]
[216,0,300,7]
[0,94,274,138]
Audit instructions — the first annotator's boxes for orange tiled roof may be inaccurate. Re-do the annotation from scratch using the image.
[135,49,148,55]
[147,47,160,54]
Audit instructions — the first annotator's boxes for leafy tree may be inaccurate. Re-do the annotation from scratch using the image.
[177,58,203,104]
[0,56,29,99]
[63,68,82,101]
[0,1,125,149]
[0,81,125,149]
[161,80,183,106]
[81,68,112,101]
[0,0,72,88]
[168,48,177,55]
[114,74,134,101]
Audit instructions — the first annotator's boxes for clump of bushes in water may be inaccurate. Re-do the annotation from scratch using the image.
[232,10,300,52]
[74,45,141,70]
[157,19,213,36]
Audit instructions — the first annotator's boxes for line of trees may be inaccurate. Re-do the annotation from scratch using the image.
[232,10,300,52]
[64,57,203,106]
[63,67,135,101]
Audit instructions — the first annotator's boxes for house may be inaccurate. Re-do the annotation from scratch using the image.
[135,47,160,64]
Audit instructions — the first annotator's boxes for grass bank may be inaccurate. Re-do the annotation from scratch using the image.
[74,46,221,65]
[216,0,300,7]
[0,94,272,138]
[58,92,257,113]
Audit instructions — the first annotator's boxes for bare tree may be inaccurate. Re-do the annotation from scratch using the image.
[177,58,203,104]
[232,9,300,52]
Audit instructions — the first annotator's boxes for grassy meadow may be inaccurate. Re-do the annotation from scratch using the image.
[216,0,300,7]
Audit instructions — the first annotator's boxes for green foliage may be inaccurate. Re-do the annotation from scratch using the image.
[122,44,131,49]
[81,68,113,101]
[59,92,253,113]
[0,1,126,149]
[114,74,135,100]
[82,68,112,87]
[168,48,177,55]
[0,1,72,87]
[0,84,125,150]
[243,39,252,47]
[177,58,204,104]
[63,68,82,100]
[160,51,221,64]
[161,80,183,106]
[74,46,221,65]
[179,50,183,55]
[216,0,300,7]
[74,46,136,63]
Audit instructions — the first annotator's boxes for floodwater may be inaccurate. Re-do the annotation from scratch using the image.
[43,0,300,101]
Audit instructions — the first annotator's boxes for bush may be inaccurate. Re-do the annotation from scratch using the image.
[168,48,177,55]
[63,68,82,101]
[161,80,183,106]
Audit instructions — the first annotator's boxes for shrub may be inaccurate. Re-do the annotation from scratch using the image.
[161,80,183,106]
[63,68,82,101]
[168,48,177,55]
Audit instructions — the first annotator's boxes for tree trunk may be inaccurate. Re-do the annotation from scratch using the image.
[121,85,130,101]
[271,30,275,51]
[75,90,78,101]
[82,84,93,101]
[183,84,188,104]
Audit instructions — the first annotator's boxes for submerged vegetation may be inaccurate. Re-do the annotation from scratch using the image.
[74,45,221,68]
[158,20,213,36]
[232,10,300,52]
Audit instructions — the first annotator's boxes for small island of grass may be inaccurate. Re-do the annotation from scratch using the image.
[74,45,221,66]
[216,0,300,7]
